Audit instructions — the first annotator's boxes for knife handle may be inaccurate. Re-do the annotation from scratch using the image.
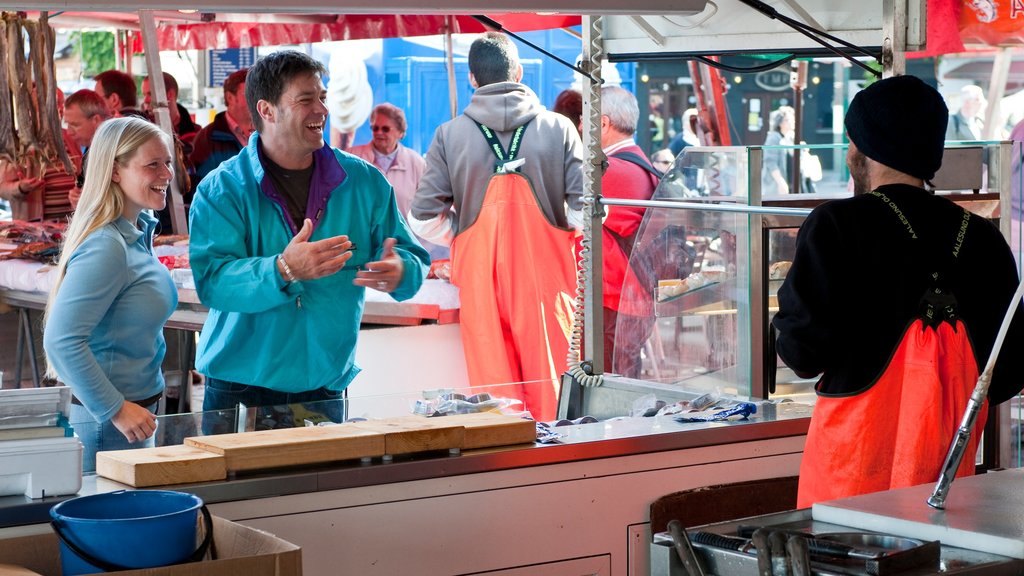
[690,531,755,554]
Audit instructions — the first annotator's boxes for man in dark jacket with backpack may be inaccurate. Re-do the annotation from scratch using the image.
[597,85,662,378]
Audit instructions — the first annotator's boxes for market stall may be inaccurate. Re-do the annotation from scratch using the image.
[3,2,1009,575]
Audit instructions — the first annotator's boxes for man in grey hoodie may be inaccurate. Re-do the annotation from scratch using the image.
[409,32,584,421]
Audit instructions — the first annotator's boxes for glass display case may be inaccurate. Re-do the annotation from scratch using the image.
[569,140,1018,432]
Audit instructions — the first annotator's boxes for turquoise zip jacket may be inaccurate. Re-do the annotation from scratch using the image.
[188,135,430,393]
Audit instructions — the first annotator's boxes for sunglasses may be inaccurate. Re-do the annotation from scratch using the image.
[371,125,393,133]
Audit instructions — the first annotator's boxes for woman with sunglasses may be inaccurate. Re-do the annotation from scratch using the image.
[349,104,425,219]
[350,104,444,257]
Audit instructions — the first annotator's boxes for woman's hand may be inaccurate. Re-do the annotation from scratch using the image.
[111,400,158,443]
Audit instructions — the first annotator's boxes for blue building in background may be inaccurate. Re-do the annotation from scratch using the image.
[316,28,634,155]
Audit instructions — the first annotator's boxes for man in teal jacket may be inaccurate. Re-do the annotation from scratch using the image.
[189,50,429,424]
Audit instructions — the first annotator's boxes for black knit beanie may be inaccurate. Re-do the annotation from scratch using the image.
[844,75,948,181]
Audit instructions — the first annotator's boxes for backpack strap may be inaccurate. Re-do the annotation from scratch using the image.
[868,189,971,327]
[610,150,664,179]
[474,120,531,173]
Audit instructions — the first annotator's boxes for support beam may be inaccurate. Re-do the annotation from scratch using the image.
[581,15,605,375]
[139,9,187,234]
[984,48,1012,141]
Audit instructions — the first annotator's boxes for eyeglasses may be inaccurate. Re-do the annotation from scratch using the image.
[371,125,392,133]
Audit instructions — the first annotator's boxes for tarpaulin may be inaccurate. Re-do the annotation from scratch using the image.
[156,14,581,51]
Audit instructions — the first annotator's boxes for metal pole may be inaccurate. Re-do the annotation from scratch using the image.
[928,275,1024,509]
[445,16,458,120]
[138,9,187,234]
[882,0,907,77]
[581,15,605,375]
[984,48,1011,141]
[790,60,807,194]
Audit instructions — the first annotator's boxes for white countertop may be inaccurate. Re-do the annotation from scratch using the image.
[813,468,1024,558]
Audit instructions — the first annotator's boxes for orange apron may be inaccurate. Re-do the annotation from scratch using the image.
[798,192,985,507]
[449,122,577,421]
[798,319,985,507]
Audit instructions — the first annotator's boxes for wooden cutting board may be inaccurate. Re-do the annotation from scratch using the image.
[96,444,226,487]
[349,413,535,452]
[347,416,465,455]
[442,412,537,449]
[98,413,536,483]
[184,424,386,472]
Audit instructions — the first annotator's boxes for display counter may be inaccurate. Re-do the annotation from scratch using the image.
[0,257,461,330]
[0,256,469,393]
[0,399,810,574]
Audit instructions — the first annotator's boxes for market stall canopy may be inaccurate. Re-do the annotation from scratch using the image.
[602,0,920,57]
[156,14,584,51]
[37,12,587,50]
[19,0,708,15]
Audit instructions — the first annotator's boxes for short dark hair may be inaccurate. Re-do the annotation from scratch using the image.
[158,72,178,95]
[468,32,519,87]
[224,68,248,96]
[94,70,138,108]
[66,89,111,120]
[246,51,326,132]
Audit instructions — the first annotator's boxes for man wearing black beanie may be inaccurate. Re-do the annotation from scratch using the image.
[772,75,1024,507]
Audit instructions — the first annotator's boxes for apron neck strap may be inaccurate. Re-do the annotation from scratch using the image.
[475,120,530,172]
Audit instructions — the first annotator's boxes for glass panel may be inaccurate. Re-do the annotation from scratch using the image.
[69,381,548,474]
[617,146,753,397]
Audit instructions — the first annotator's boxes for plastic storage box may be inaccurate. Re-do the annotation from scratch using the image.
[0,436,82,498]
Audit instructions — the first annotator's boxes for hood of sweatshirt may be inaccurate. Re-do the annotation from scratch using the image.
[463,82,542,132]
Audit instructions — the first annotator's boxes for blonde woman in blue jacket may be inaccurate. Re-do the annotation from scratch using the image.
[44,117,178,470]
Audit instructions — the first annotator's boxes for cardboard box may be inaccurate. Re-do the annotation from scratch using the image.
[0,516,301,576]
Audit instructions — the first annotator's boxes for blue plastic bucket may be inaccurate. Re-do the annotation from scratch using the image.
[49,490,208,575]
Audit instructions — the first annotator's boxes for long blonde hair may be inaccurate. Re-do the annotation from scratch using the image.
[45,117,170,377]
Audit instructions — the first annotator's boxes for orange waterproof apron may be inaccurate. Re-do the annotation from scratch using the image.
[449,121,577,421]
[798,191,986,507]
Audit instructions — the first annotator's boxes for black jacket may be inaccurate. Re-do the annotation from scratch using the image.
[773,183,1024,404]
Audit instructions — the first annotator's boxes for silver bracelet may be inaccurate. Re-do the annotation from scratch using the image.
[278,254,298,283]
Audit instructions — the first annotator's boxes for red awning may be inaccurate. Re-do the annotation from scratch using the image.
[156,14,581,51]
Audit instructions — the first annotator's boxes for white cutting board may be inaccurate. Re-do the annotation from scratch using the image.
[812,469,1024,558]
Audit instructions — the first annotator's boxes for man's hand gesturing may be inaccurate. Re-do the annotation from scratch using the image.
[277,218,354,281]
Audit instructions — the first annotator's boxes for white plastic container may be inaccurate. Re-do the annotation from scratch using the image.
[0,386,72,429]
[0,436,82,498]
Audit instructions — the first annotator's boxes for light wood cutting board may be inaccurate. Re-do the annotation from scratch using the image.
[96,444,226,487]
[442,412,537,449]
[184,424,386,472]
[347,416,465,454]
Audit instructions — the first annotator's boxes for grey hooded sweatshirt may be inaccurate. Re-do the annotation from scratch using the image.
[409,81,584,245]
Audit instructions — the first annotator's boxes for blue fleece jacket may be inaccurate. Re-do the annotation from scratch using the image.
[188,135,430,392]
[44,212,177,423]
